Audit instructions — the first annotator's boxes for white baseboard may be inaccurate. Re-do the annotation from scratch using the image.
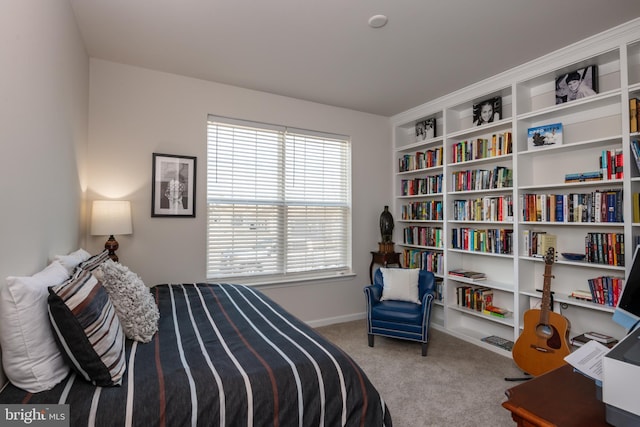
[307,312,366,328]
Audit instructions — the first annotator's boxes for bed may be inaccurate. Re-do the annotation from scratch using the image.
[0,282,391,426]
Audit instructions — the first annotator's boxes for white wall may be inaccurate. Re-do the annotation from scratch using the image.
[0,0,89,385]
[85,59,391,324]
[0,2,89,294]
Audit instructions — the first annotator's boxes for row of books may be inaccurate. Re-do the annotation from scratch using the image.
[522,231,556,258]
[401,249,443,274]
[586,275,624,307]
[401,200,443,221]
[563,150,622,183]
[520,190,623,223]
[585,232,624,266]
[450,227,513,255]
[630,139,640,173]
[434,278,444,302]
[450,132,513,164]
[398,148,444,173]
[451,195,514,222]
[599,148,623,180]
[402,226,443,248]
[453,285,512,318]
[400,174,443,196]
[455,285,493,311]
[450,166,512,192]
[629,97,640,133]
[632,193,640,223]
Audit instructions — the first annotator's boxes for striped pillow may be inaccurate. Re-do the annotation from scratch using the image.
[47,269,126,386]
[76,249,110,272]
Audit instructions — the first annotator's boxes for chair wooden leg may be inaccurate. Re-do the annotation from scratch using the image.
[368,334,374,347]
[421,342,428,357]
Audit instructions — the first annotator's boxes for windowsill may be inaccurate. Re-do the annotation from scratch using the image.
[207,271,356,290]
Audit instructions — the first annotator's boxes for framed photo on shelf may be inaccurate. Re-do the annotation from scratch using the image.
[555,65,598,104]
[527,123,563,150]
[473,97,501,126]
[415,117,436,141]
[152,153,197,217]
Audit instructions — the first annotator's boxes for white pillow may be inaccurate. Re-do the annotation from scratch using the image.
[94,260,159,343]
[380,268,421,304]
[0,261,71,392]
[53,248,91,274]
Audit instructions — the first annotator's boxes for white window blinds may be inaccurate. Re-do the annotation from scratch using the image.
[206,116,352,281]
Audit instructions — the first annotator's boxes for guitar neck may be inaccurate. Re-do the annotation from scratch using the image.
[540,262,553,324]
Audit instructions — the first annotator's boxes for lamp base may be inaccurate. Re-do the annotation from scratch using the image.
[378,241,395,253]
[105,235,119,262]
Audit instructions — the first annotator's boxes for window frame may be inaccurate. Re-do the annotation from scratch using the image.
[206,115,353,284]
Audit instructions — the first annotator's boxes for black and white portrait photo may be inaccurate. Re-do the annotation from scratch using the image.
[152,153,197,217]
[555,65,598,104]
[473,97,502,126]
[415,118,436,141]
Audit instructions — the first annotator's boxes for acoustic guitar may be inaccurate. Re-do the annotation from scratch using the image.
[512,247,571,376]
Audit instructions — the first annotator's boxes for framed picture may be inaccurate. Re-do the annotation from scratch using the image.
[527,123,563,150]
[555,65,598,104]
[152,153,196,217]
[473,97,501,126]
[415,117,436,141]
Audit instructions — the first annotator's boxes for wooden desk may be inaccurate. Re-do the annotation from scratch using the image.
[502,364,609,426]
[369,251,401,283]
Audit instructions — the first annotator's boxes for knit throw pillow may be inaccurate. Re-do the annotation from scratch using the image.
[94,260,159,343]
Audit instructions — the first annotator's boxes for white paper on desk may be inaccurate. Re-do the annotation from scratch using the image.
[563,339,610,382]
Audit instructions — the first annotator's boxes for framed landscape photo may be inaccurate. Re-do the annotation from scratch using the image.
[415,117,436,141]
[527,123,563,150]
[555,65,598,104]
[473,97,501,126]
[152,153,196,217]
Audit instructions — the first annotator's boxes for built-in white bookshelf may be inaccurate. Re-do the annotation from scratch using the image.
[391,19,640,357]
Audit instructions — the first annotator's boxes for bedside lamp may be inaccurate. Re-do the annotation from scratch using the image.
[91,200,133,262]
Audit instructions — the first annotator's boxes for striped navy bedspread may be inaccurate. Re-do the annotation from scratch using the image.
[0,283,392,426]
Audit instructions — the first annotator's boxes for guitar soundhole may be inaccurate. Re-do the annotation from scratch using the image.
[536,324,562,349]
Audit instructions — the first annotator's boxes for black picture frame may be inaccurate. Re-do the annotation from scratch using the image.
[151,153,196,217]
[555,65,598,104]
[473,97,502,126]
[415,117,436,141]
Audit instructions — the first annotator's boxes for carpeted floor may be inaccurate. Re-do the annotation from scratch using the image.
[316,320,525,427]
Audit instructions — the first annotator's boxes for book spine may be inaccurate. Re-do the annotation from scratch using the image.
[631,98,638,133]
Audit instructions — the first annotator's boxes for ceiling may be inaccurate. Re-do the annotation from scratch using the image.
[69,0,640,117]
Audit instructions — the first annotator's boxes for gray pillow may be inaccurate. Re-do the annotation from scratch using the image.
[94,260,159,343]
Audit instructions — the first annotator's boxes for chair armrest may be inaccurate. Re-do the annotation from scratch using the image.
[421,291,435,308]
[364,283,383,304]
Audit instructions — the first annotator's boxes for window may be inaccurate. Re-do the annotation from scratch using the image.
[206,116,352,282]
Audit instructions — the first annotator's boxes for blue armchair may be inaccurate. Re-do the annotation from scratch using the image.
[364,268,436,356]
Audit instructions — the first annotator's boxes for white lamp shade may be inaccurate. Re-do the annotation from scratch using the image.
[91,200,133,236]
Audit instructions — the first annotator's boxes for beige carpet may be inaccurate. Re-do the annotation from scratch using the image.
[316,320,525,427]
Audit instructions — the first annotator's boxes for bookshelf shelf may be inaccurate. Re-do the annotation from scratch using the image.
[391,21,640,356]
[447,188,513,196]
[449,305,515,327]
[518,179,623,192]
[520,255,626,271]
[517,135,623,157]
[519,289,617,313]
[398,167,443,176]
[398,193,442,200]
[395,137,443,153]
[447,276,514,292]
[519,221,623,227]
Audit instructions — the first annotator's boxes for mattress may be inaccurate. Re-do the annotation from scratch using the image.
[0,283,391,426]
